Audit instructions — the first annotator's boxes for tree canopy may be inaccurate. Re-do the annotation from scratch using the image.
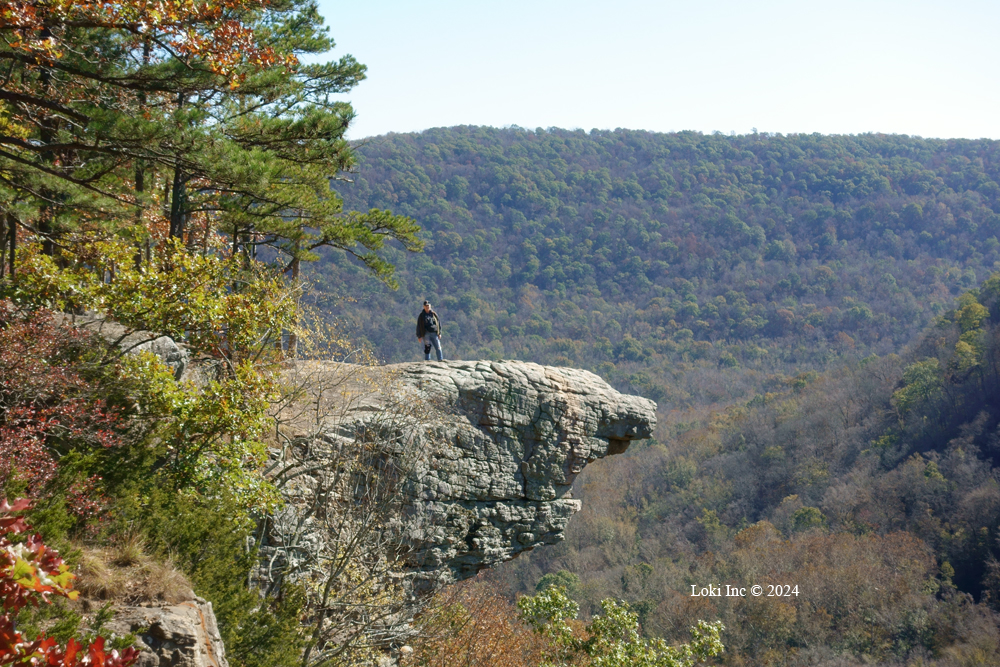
[0,0,420,279]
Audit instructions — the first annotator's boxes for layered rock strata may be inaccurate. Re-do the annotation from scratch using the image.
[275,360,656,585]
[394,361,655,581]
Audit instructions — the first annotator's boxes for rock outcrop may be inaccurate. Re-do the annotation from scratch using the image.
[105,598,228,667]
[277,360,656,585]
[89,324,655,584]
[62,312,190,380]
[394,361,655,582]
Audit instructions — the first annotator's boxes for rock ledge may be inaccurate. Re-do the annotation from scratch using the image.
[317,360,656,583]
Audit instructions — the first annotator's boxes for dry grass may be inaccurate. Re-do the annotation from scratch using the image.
[110,529,146,567]
[74,537,194,605]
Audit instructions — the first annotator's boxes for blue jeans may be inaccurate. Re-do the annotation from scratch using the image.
[422,333,444,361]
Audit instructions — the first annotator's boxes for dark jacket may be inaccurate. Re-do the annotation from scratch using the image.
[416,310,442,338]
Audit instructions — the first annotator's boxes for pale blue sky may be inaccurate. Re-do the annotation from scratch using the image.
[313,0,1000,140]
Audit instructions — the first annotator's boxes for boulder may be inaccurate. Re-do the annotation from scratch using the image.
[60,312,189,380]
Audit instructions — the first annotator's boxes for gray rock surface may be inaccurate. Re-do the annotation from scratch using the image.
[395,361,655,581]
[106,598,228,667]
[59,312,189,380]
[283,360,656,585]
[122,333,189,381]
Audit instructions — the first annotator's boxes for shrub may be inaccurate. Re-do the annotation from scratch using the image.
[0,498,139,667]
[518,586,724,667]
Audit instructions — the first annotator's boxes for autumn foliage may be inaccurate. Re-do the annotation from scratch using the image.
[0,0,292,77]
[405,576,552,667]
[0,498,139,666]
[0,302,123,520]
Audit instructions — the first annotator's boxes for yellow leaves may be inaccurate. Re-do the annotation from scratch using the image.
[956,300,988,333]
[0,242,100,312]
[0,104,29,141]
[9,556,35,586]
[953,340,979,372]
[891,358,942,415]
[4,236,298,521]
[25,236,296,364]
[6,548,77,599]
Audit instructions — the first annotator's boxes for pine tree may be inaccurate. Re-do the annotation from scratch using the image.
[0,0,421,289]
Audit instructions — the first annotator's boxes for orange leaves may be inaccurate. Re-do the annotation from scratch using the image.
[651,527,940,663]
[0,0,295,82]
[407,576,552,667]
[172,17,296,86]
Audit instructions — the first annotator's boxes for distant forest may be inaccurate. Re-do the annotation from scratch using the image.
[314,128,1000,665]
[314,128,1000,418]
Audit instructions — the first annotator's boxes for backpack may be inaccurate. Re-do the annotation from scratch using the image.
[423,311,438,334]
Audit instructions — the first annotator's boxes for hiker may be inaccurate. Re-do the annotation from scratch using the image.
[415,300,445,361]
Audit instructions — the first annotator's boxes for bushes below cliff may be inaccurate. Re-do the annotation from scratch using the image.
[0,240,308,666]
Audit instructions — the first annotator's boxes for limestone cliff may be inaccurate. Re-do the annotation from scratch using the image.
[90,321,656,584]
[272,360,656,586]
[83,328,656,658]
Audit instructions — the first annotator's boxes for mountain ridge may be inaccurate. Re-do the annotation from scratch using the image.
[312,127,1000,418]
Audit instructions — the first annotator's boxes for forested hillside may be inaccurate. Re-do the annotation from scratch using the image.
[313,127,1000,664]
[315,127,1000,416]
[498,273,1000,666]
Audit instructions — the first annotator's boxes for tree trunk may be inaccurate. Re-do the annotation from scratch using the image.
[8,214,14,278]
[37,27,58,257]
[0,213,11,278]
[169,166,186,241]
[168,92,187,242]
[133,39,152,268]
[287,252,300,359]
[133,160,145,268]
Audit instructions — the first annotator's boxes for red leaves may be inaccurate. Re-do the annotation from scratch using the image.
[1,498,73,608]
[23,635,140,667]
[0,501,139,667]
[0,302,120,519]
[0,610,140,667]
[0,506,77,611]
[0,500,30,530]
[0,308,139,665]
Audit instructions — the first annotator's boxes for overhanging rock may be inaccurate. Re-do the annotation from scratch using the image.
[306,360,656,585]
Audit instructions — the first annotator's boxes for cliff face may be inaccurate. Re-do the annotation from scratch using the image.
[81,339,656,660]
[276,360,656,586]
[95,323,656,584]
[105,598,228,667]
[391,361,656,582]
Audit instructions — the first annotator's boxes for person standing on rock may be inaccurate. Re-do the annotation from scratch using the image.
[416,300,445,361]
